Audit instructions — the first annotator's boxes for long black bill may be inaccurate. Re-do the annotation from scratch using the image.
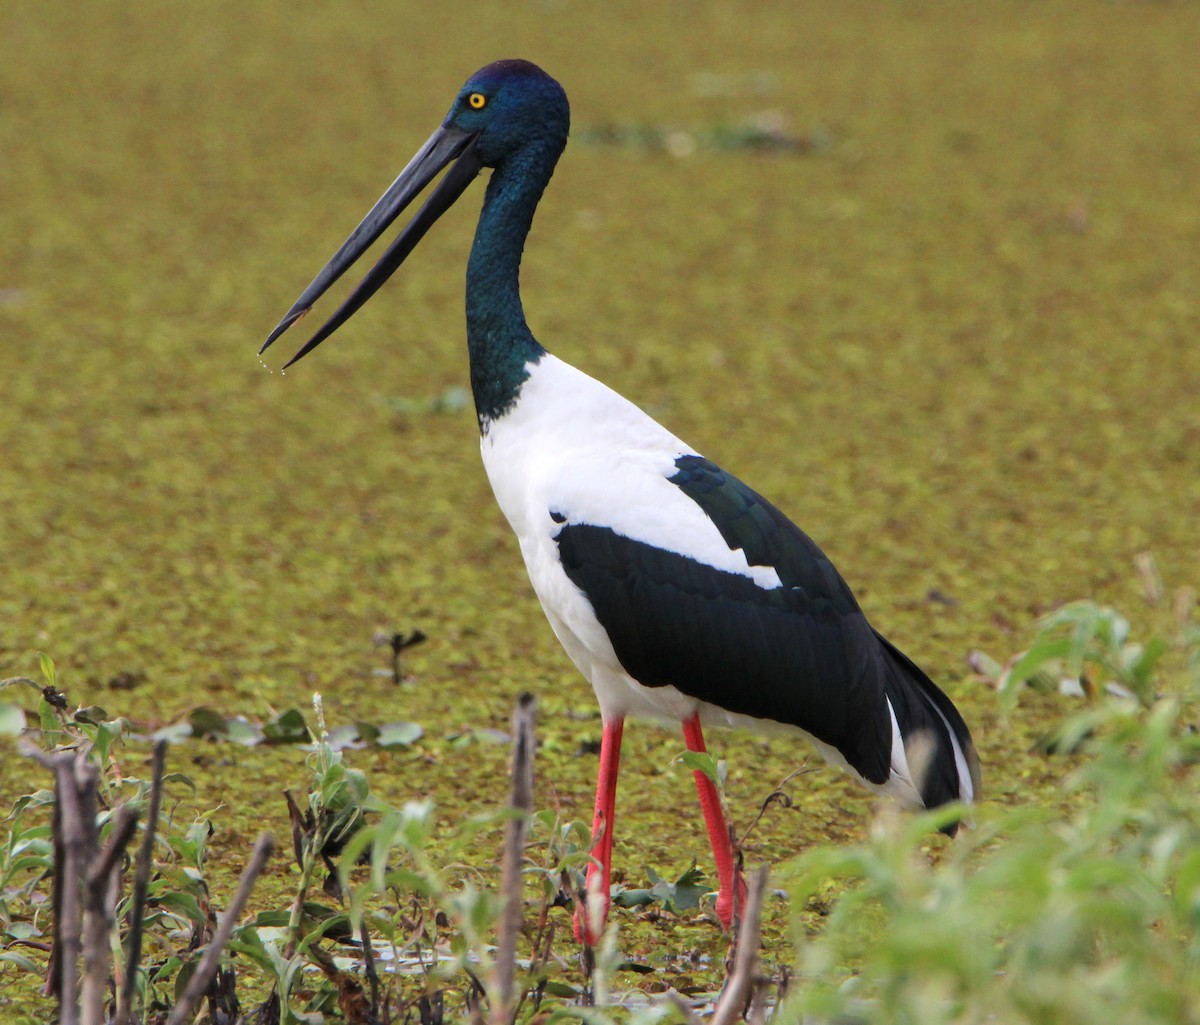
[261,124,483,368]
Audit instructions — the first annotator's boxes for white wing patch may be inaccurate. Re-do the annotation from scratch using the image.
[482,354,782,588]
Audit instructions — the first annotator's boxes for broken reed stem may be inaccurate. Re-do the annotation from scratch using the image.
[82,803,139,1025]
[164,832,274,1025]
[708,865,769,1025]
[359,919,382,1017]
[23,749,87,1025]
[44,757,67,1005]
[57,760,84,1025]
[86,803,139,892]
[281,790,315,961]
[491,692,536,1025]
[115,739,168,1025]
[25,746,146,1025]
[73,761,101,1025]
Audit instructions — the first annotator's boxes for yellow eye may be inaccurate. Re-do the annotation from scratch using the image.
[468,92,487,110]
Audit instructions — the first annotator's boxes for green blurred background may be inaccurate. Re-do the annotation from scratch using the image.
[1,0,1198,909]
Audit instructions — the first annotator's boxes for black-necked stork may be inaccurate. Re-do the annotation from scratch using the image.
[261,59,980,944]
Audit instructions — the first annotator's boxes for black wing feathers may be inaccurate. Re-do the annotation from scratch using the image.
[554,523,895,787]
[669,455,859,611]
[552,454,977,809]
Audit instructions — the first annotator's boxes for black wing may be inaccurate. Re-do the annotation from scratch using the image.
[553,455,978,809]
[554,456,894,786]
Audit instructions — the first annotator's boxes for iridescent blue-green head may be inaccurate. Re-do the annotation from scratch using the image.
[445,59,569,169]
[261,59,570,367]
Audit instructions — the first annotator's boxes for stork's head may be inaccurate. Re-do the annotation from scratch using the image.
[260,59,568,367]
[443,59,569,170]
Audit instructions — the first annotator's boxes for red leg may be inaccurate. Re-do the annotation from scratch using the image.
[682,712,746,931]
[576,715,624,945]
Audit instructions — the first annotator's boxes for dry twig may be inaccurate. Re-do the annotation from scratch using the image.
[23,749,89,1025]
[709,865,770,1025]
[115,739,168,1025]
[82,802,139,1024]
[164,832,274,1025]
[491,692,536,1025]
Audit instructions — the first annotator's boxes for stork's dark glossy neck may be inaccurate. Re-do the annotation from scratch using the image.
[466,147,553,429]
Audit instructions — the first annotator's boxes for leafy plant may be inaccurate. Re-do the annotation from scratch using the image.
[613,862,710,915]
[783,593,1200,1025]
[984,600,1168,711]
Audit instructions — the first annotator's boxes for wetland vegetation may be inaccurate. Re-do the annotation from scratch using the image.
[2,2,1198,1021]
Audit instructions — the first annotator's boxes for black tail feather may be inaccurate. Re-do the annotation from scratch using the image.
[874,630,981,829]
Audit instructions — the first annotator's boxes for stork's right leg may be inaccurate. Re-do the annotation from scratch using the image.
[682,712,746,931]
[575,715,624,945]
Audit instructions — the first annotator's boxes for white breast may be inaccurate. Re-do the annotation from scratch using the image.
[479,354,780,721]
[477,355,940,804]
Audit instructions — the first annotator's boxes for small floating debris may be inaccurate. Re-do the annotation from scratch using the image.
[577,113,833,156]
[382,386,470,416]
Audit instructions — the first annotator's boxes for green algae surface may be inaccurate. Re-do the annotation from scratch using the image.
[2,0,1198,1009]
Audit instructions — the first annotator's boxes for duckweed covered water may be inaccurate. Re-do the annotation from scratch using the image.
[1,0,1198,1007]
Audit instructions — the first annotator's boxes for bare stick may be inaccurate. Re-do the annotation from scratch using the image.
[709,865,769,1025]
[491,692,536,1025]
[81,803,139,1025]
[46,760,66,1002]
[72,757,106,1025]
[359,918,382,1017]
[22,748,70,1003]
[116,739,167,1025]
[54,755,85,1025]
[164,833,274,1025]
[739,766,813,848]
[86,803,139,891]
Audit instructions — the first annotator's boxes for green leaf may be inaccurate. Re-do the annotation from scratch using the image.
[262,707,310,744]
[37,697,63,738]
[223,717,263,746]
[174,958,198,1005]
[92,718,128,764]
[249,909,292,928]
[1006,637,1074,688]
[162,771,197,792]
[187,706,227,738]
[298,910,353,950]
[614,862,710,913]
[0,702,25,736]
[612,888,657,908]
[677,750,725,785]
[73,705,108,726]
[324,724,362,750]
[149,955,182,983]
[151,722,193,744]
[446,726,508,748]
[667,861,710,911]
[37,652,56,688]
[0,950,38,972]
[375,721,423,748]
[4,853,53,876]
[152,890,206,924]
[352,721,381,744]
[6,790,55,819]
[3,921,42,941]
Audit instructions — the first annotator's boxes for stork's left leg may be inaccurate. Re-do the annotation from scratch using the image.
[575,715,624,946]
[681,712,746,931]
